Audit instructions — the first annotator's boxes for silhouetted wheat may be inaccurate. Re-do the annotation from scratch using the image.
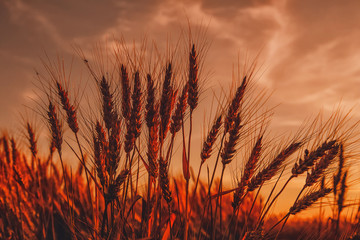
[0,35,359,240]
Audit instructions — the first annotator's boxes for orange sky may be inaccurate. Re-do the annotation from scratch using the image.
[2,0,360,130]
[1,0,360,214]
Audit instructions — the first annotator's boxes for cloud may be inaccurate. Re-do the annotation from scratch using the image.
[199,0,274,18]
[256,0,360,128]
[1,0,360,133]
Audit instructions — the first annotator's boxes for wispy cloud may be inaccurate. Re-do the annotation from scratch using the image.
[1,0,360,132]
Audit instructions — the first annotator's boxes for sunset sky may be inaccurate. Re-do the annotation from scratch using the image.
[1,0,360,214]
[2,0,360,132]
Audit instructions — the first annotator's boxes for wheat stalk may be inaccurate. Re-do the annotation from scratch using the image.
[334,143,345,197]
[201,115,222,164]
[147,103,160,179]
[120,65,131,121]
[188,44,199,112]
[248,142,301,192]
[56,82,79,134]
[292,140,336,177]
[159,157,172,204]
[260,140,338,227]
[26,123,38,159]
[56,81,94,217]
[232,135,263,211]
[93,133,107,190]
[289,188,332,215]
[225,76,247,133]
[108,118,121,173]
[100,76,116,131]
[105,169,129,203]
[47,101,63,155]
[160,63,174,143]
[130,71,142,139]
[170,83,188,135]
[305,144,339,187]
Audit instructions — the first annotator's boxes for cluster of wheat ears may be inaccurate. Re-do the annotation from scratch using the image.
[1,38,360,240]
